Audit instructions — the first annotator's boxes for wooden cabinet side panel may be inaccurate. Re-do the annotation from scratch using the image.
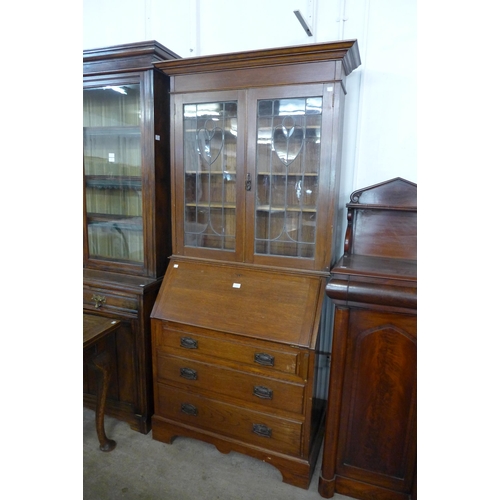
[320,307,350,487]
[337,309,417,492]
[114,320,138,404]
[151,69,173,277]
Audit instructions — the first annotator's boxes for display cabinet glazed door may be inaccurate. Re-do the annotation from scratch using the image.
[172,90,246,262]
[246,84,335,271]
[84,76,147,274]
[173,84,337,271]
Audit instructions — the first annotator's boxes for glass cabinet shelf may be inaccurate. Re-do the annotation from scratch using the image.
[85,176,142,190]
[84,126,140,136]
[257,172,318,176]
[256,205,317,212]
[186,202,235,208]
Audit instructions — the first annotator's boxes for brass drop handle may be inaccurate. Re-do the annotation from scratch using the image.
[91,294,106,309]
[180,337,198,349]
[253,385,273,399]
[252,423,272,438]
[181,403,198,416]
[254,352,274,366]
[180,367,198,380]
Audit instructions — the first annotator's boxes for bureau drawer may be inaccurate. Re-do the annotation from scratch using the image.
[157,353,305,415]
[156,384,303,457]
[83,288,138,315]
[156,323,308,380]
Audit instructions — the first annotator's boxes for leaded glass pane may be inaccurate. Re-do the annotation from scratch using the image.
[183,101,238,251]
[255,97,322,259]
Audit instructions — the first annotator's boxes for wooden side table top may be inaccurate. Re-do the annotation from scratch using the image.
[83,314,121,349]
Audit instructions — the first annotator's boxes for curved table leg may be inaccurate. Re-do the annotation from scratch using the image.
[92,350,116,452]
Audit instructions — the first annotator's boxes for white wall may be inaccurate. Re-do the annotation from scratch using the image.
[83,0,417,196]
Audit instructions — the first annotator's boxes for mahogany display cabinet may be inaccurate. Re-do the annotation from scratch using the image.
[150,40,361,488]
[83,41,180,433]
[318,178,417,500]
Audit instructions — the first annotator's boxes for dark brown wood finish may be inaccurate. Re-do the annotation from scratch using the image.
[83,269,162,433]
[319,178,417,500]
[83,41,180,278]
[83,314,121,451]
[84,40,180,76]
[83,42,180,433]
[151,41,361,489]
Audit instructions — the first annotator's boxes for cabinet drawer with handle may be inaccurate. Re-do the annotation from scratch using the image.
[83,288,138,315]
[156,384,303,457]
[156,353,306,415]
[156,322,308,380]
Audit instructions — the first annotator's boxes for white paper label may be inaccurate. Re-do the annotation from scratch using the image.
[232,283,241,288]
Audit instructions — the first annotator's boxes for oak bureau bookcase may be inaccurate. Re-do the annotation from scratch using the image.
[83,41,180,433]
[150,40,361,488]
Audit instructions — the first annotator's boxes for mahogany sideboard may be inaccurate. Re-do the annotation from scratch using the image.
[318,178,417,500]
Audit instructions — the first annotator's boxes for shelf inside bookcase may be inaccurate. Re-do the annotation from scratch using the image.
[185,170,237,175]
[84,126,141,137]
[257,172,319,177]
[256,205,317,213]
[86,176,142,190]
[87,214,143,229]
[185,202,236,209]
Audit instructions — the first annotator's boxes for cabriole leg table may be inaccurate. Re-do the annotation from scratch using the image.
[83,314,121,452]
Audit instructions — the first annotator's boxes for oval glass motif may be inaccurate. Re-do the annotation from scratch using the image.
[272,115,304,167]
[196,119,224,166]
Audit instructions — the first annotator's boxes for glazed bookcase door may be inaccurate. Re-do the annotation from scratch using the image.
[83,76,146,272]
[246,84,335,271]
[172,90,246,262]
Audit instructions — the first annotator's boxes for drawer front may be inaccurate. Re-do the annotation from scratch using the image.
[157,353,305,415]
[83,287,138,315]
[157,324,307,380]
[156,384,303,457]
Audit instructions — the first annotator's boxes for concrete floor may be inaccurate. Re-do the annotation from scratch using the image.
[83,407,356,500]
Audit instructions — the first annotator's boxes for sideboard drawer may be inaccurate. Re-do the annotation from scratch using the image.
[157,353,306,415]
[157,322,307,380]
[156,384,303,457]
[83,288,139,315]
